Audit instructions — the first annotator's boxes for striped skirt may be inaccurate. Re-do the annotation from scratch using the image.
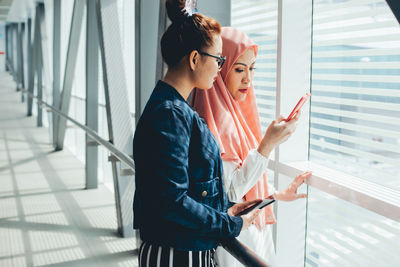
[139,242,217,267]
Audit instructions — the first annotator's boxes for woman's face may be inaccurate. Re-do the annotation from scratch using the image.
[195,34,223,90]
[225,48,256,102]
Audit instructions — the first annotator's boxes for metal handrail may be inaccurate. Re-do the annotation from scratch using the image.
[20,88,270,267]
[222,238,270,267]
[20,88,135,173]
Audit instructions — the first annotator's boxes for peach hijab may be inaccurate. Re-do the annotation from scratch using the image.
[192,27,275,230]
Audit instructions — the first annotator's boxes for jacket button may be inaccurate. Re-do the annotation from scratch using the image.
[201,191,208,197]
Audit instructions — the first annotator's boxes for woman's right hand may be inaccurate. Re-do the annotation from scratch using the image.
[228,199,262,231]
[257,112,300,158]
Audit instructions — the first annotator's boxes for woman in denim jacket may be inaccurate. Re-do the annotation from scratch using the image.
[133,1,261,266]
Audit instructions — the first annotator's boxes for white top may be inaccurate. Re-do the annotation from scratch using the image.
[222,149,275,203]
[215,148,277,267]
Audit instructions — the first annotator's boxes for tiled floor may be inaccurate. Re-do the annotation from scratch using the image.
[0,72,138,267]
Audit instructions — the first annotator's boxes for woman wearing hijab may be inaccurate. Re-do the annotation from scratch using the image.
[192,27,311,266]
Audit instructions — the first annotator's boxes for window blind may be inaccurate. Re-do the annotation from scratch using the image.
[232,0,278,132]
[309,0,400,191]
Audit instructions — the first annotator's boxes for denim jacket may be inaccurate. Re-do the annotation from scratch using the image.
[133,81,243,251]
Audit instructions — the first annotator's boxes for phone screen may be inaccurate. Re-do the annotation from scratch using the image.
[285,93,311,122]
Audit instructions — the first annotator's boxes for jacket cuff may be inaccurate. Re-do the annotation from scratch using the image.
[230,215,243,237]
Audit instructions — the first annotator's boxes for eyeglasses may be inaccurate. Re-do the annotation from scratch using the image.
[198,51,226,69]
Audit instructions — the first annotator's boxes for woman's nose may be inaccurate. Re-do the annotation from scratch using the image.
[243,71,251,84]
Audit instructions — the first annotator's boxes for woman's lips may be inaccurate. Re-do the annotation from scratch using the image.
[238,88,248,94]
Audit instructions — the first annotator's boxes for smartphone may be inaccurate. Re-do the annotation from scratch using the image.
[285,93,311,122]
[235,198,275,217]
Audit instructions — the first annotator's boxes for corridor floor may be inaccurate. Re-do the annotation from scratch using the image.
[0,72,138,267]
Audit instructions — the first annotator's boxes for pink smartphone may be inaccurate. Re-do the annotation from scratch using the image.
[285,93,311,122]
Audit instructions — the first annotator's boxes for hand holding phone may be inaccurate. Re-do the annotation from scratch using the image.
[235,197,275,217]
[285,93,311,122]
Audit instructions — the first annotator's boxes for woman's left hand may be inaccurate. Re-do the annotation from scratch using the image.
[273,171,311,201]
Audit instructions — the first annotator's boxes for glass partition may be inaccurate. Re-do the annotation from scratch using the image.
[306,0,400,266]
[305,187,400,266]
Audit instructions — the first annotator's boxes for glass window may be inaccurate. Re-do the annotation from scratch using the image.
[233,0,400,265]
[306,0,400,265]
[309,0,400,190]
[305,187,400,266]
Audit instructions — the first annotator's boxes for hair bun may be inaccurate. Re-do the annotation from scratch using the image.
[161,0,220,68]
[166,0,187,24]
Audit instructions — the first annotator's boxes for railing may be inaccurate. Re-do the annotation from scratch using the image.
[221,238,270,267]
[268,160,400,223]
[21,88,136,174]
